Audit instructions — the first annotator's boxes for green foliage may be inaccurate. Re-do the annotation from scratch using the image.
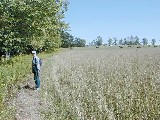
[95,36,103,46]
[61,32,74,48]
[90,36,103,46]
[142,38,148,45]
[0,55,31,113]
[61,32,86,48]
[0,51,56,118]
[113,37,118,45]
[134,36,140,45]
[0,0,68,55]
[74,37,86,47]
[120,36,140,45]
[108,38,113,46]
[106,36,141,46]
[118,38,123,45]
[151,39,156,45]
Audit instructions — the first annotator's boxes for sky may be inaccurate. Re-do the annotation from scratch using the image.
[64,0,160,45]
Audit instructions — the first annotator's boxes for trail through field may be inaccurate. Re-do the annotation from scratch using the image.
[13,49,80,120]
[13,50,69,120]
[13,76,41,120]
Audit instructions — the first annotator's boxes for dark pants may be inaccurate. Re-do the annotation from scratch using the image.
[33,70,40,88]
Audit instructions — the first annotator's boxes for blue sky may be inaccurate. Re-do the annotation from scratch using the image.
[64,0,160,44]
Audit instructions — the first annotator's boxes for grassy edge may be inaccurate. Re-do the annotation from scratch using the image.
[0,49,61,120]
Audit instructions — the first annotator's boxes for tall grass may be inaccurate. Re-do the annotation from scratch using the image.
[0,50,58,119]
[0,55,32,119]
[41,47,160,119]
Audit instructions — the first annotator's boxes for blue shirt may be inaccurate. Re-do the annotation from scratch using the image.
[32,56,40,71]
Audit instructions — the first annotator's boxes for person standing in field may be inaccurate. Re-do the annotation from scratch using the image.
[32,51,40,90]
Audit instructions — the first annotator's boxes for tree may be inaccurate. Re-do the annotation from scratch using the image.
[78,39,86,47]
[134,36,140,45]
[123,38,127,45]
[151,39,156,45]
[61,32,74,48]
[95,36,103,46]
[90,40,96,46]
[0,0,69,55]
[107,38,112,46]
[129,35,134,45]
[119,38,123,45]
[113,37,118,45]
[74,37,86,47]
[142,38,148,45]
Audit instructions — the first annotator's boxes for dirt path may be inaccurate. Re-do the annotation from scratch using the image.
[13,76,41,120]
[12,51,65,120]
[12,54,51,120]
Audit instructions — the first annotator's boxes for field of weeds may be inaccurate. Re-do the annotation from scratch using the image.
[41,46,160,119]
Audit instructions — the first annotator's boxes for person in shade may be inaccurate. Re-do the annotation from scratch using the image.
[32,51,40,90]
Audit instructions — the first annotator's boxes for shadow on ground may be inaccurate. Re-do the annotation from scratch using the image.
[18,84,35,90]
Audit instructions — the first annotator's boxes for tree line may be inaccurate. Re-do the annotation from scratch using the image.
[60,32,158,47]
[89,36,157,46]
[61,31,86,48]
[0,0,69,56]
